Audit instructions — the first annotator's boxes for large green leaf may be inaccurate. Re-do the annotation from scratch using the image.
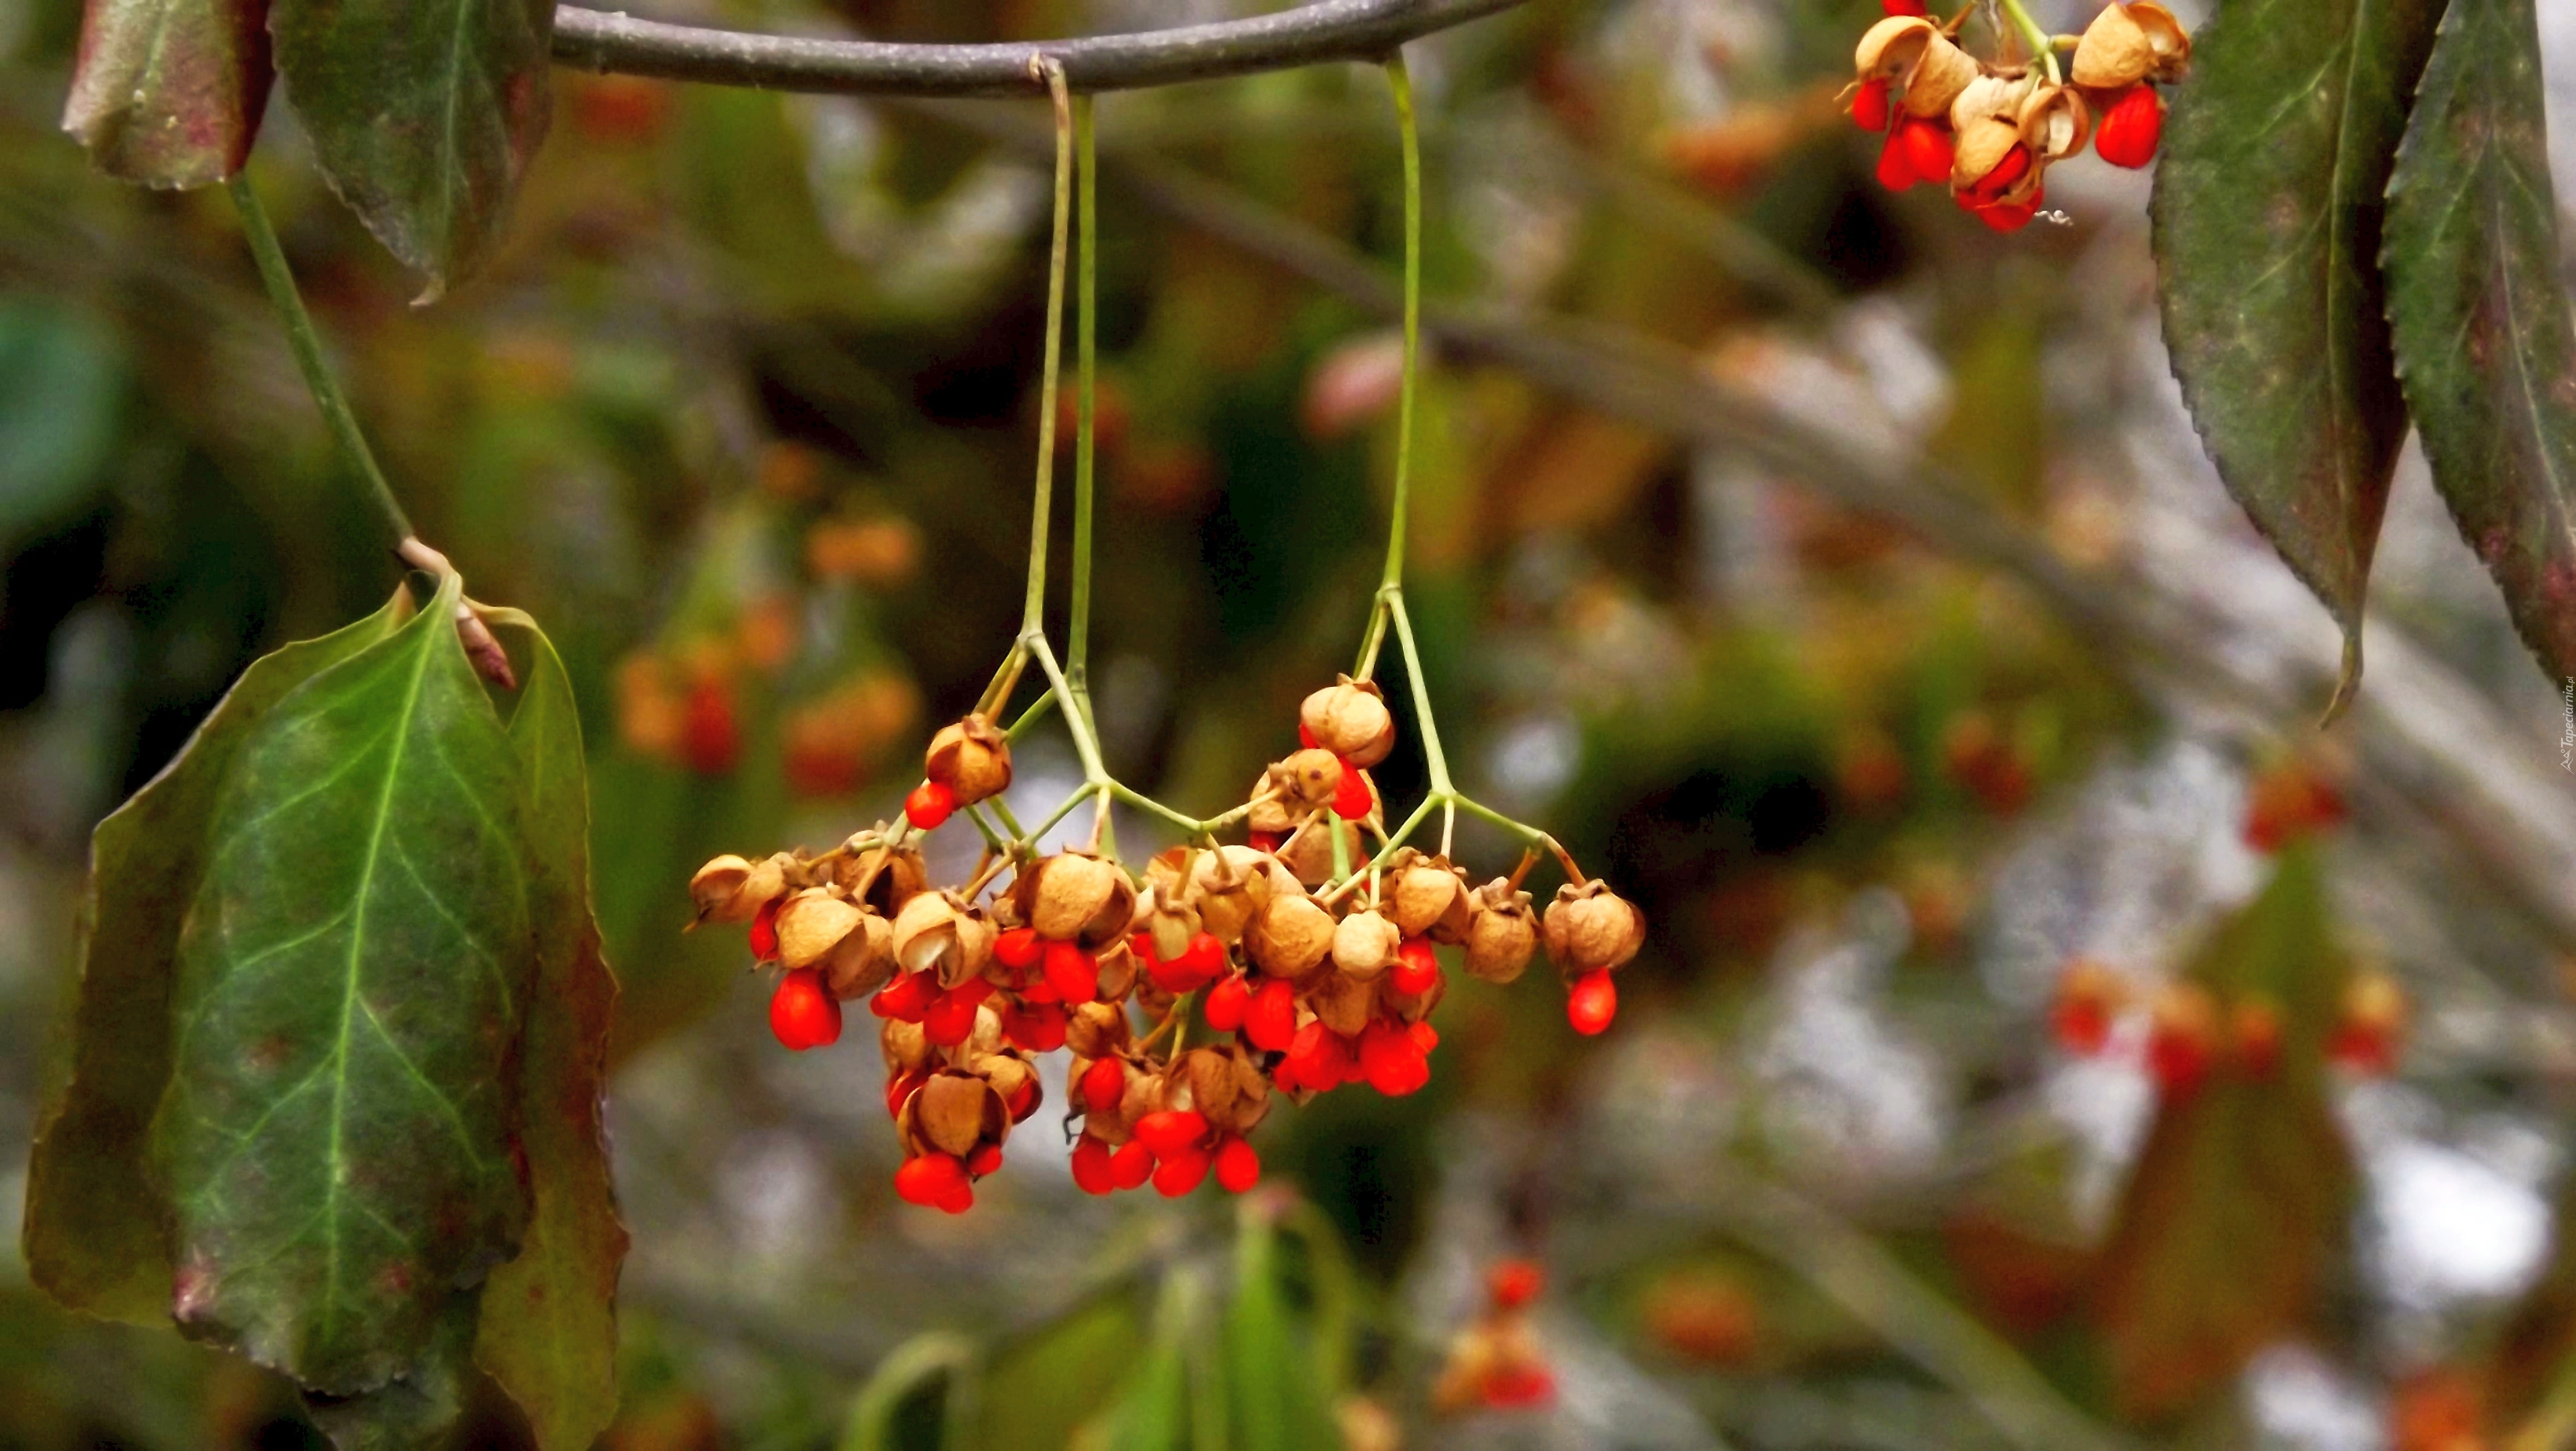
[839,1333,976,1451]
[2152,0,2443,704]
[2382,0,2576,680]
[269,0,553,298]
[23,595,406,1325]
[150,571,535,1396]
[473,610,627,1451]
[2089,845,2357,1419]
[1223,1208,1343,1451]
[59,0,272,187]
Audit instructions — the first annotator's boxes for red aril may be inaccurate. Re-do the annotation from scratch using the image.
[1391,939,1440,996]
[995,925,1043,971]
[870,969,936,1022]
[769,968,842,1050]
[1204,974,1251,1032]
[1215,1137,1261,1194]
[1489,1259,1545,1309]
[1899,118,1954,186]
[1359,1021,1430,1096]
[1567,970,1618,1035]
[1153,1145,1212,1197]
[1331,766,1373,819]
[749,897,782,962]
[1041,940,1099,1004]
[1071,1135,1115,1195]
[1080,1056,1128,1117]
[1134,1109,1211,1159]
[1852,77,1890,133]
[895,1151,967,1207]
[1110,1139,1155,1190]
[904,780,956,831]
[2095,83,2164,169]
[1245,977,1297,1052]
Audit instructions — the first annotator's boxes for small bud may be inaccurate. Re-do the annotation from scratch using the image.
[1189,845,1277,944]
[890,890,996,987]
[1388,852,1473,942]
[1332,909,1403,981]
[1299,677,1396,768]
[923,713,1013,805]
[2329,969,2407,1075]
[1270,748,1345,811]
[2071,1,2189,90]
[1464,880,1539,984]
[774,888,862,970]
[1543,880,1647,974]
[1247,893,1337,981]
[824,909,898,1001]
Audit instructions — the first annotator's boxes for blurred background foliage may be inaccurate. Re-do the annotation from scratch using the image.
[5,0,2576,1447]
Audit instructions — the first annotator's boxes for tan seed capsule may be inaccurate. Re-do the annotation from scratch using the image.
[890,890,994,986]
[974,1053,1042,1122]
[881,1016,935,1074]
[1464,880,1538,984]
[2018,82,2091,162]
[775,889,862,970]
[1311,969,1376,1037]
[1950,114,2027,195]
[1332,909,1402,981]
[1542,880,1647,974]
[1247,774,1300,835]
[910,1071,1003,1159]
[1948,70,2035,131]
[1247,893,1337,981]
[824,909,897,1000]
[2071,1,2188,88]
[1018,850,1136,945]
[1189,845,1277,944]
[1066,1001,1132,1059]
[850,845,931,916]
[689,854,758,924]
[1853,17,1978,120]
[1271,748,1345,811]
[1388,852,1473,942]
[1095,937,1140,1002]
[1278,817,1366,888]
[923,713,1013,805]
[1300,676,1396,768]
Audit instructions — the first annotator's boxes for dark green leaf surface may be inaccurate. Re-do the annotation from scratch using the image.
[151,572,534,1395]
[2383,0,2576,679]
[2091,846,2357,1419]
[302,1292,480,1451]
[473,611,627,1451]
[2152,0,2442,701]
[269,0,553,298]
[23,595,405,1325]
[59,0,272,187]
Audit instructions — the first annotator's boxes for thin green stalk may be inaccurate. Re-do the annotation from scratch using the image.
[1069,94,1099,692]
[988,795,1028,842]
[1024,61,1075,635]
[1385,593,1450,793]
[228,175,415,551]
[1108,780,1204,837]
[1996,0,2061,82]
[1027,634,1107,781]
[1378,52,1421,595]
[962,801,1010,854]
[1007,689,1060,740]
[1022,783,1101,848]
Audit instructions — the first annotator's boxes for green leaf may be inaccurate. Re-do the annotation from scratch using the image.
[2089,846,2357,1420]
[1223,1208,1343,1451]
[2381,0,2576,680]
[974,1294,1140,1450]
[0,298,126,554]
[23,593,406,1325]
[1092,1272,1207,1451]
[59,0,272,187]
[302,1292,481,1451]
[473,611,626,1451]
[268,0,553,299]
[2152,0,2443,704]
[150,571,535,1396]
[839,1332,976,1451]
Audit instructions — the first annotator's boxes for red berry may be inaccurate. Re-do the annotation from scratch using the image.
[1567,970,1618,1036]
[1204,974,1251,1032]
[1248,829,1282,854]
[995,925,1043,971]
[1409,1019,1438,1054]
[1181,933,1227,983]
[1481,1365,1557,1408]
[1245,977,1297,1053]
[1359,1021,1430,1096]
[768,968,842,1050]
[681,676,740,775]
[1331,765,1374,820]
[1001,1000,1068,1053]
[1852,77,1891,133]
[1390,939,1440,996]
[1071,1135,1116,1195]
[922,985,981,1046]
[1215,1137,1261,1194]
[1080,1056,1128,1118]
[1899,118,1954,186]
[1154,1145,1212,1197]
[1876,130,1919,191]
[1298,720,1319,749]
[1976,198,2040,232]
[965,1142,1005,1178]
[1286,1020,1355,1092]
[1489,1259,1545,1309]
[1110,1139,1155,1190]
[749,897,782,963]
[2095,83,2164,169]
[870,969,936,1023]
[885,1069,925,1119]
[1042,940,1099,1004]
[905,780,956,831]
[1135,1109,1211,1159]
[1966,143,2031,204]
[894,1152,968,1207]
[1882,0,1927,13]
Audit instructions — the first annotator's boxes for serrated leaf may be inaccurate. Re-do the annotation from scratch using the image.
[150,571,534,1396]
[2152,0,2443,703]
[23,593,407,1325]
[60,0,272,188]
[269,0,553,299]
[472,610,626,1451]
[2382,0,2576,680]
[2090,846,2357,1420]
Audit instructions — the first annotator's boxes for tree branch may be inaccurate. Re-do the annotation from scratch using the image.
[550,0,1529,97]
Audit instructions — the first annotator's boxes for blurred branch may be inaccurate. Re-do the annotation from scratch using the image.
[551,0,1528,98]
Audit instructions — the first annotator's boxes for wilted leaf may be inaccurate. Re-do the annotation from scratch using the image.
[60,0,272,187]
[2382,0,2576,680]
[2152,0,2443,703]
[269,0,553,298]
[150,571,534,1395]
[23,595,406,1325]
[2091,846,2357,1419]
[473,611,625,1451]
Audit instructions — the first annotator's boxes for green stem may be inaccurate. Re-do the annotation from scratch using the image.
[227,175,415,552]
[1007,689,1060,740]
[1108,780,1204,837]
[1996,0,2061,82]
[1378,52,1420,596]
[1069,95,1099,693]
[1027,634,1107,782]
[1385,593,1451,793]
[1022,783,1101,848]
[962,801,1010,854]
[1024,62,1075,636]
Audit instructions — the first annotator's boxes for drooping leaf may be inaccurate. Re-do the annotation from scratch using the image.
[302,1292,481,1451]
[23,593,407,1325]
[0,298,124,553]
[150,571,535,1396]
[2152,0,2443,704]
[268,0,553,299]
[1093,1271,1208,1451]
[2381,0,2576,680]
[974,1294,1140,1450]
[839,1332,976,1451]
[472,611,625,1451]
[2090,845,2357,1419]
[59,0,272,187]
[1223,1208,1342,1451]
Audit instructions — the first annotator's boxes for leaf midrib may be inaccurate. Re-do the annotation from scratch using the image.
[318,617,439,1346]
[2320,0,2391,568]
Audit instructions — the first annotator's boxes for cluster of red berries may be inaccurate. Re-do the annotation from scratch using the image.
[1849,0,2189,230]
[691,679,1645,1214]
[2051,957,2407,1091]
[1433,1259,1557,1413]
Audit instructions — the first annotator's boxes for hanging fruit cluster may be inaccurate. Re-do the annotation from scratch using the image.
[1848,0,2191,230]
[2049,957,2407,1089]
[690,678,1643,1214]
